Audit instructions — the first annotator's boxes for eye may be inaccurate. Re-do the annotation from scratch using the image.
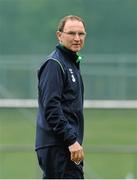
[79,32,86,36]
[68,32,76,36]
[62,31,86,37]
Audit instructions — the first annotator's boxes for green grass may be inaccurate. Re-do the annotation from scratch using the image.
[84,108,137,146]
[0,108,137,178]
[0,152,39,178]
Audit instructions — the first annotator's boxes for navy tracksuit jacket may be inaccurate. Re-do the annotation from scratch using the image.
[35,44,84,150]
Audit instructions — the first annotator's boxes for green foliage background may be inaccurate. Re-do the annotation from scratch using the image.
[0,0,137,100]
[0,0,136,54]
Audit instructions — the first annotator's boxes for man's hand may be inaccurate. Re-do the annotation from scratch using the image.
[68,141,84,164]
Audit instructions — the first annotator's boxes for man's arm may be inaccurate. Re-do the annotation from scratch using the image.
[39,59,77,146]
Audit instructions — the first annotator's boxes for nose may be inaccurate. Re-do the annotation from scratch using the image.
[74,33,80,40]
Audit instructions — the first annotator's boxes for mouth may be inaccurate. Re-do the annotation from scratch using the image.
[72,44,80,47]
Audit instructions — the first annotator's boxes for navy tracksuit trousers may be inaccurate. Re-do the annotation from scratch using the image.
[36,146,84,179]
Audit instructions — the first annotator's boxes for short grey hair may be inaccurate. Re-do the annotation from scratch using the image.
[58,15,86,32]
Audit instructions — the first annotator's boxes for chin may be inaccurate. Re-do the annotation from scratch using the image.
[71,48,81,52]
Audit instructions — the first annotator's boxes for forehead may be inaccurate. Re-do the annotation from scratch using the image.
[63,20,85,31]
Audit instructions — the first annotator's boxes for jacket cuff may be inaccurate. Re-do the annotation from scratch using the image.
[66,137,77,147]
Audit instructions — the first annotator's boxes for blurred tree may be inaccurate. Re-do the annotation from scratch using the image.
[0,0,136,54]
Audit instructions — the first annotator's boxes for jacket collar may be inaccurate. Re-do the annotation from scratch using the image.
[56,44,79,64]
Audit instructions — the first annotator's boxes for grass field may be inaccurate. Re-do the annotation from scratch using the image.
[0,108,137,178]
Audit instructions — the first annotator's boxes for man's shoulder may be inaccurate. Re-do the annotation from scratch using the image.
[38,50,66,78]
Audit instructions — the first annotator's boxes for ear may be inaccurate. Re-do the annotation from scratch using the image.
[56,31,62,42]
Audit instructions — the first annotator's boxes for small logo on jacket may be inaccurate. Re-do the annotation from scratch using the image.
[69,68,76,82]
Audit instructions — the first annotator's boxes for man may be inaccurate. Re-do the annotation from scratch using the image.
[35,15,86,179]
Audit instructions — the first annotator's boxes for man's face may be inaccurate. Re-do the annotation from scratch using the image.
[57,20,86,52]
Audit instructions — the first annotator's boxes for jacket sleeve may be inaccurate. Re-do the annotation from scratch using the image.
[38,59,77,146]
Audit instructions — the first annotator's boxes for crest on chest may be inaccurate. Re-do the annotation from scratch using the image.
[68,68,76,82]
